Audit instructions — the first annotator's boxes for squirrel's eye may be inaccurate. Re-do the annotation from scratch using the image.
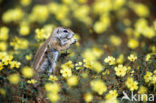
[63,30,68,33]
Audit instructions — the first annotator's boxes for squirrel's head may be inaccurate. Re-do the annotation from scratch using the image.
[52,27,74,40]
[48,27,76,51]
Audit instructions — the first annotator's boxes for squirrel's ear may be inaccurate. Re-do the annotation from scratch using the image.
[56,29,59,34]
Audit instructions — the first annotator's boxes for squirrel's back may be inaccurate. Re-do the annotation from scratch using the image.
[33,37,50,72]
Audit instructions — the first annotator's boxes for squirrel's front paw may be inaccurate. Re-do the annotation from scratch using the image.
[71,38,77,44]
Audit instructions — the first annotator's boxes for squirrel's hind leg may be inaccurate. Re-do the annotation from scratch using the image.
[40,58,49,72]
[47,48,59,75]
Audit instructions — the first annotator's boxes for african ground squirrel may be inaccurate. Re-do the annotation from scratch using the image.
[33,27,76,76]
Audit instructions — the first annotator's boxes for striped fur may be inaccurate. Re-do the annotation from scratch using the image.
[33,27,76,74]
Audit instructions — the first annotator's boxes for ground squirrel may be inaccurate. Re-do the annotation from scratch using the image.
[33,27,76,75]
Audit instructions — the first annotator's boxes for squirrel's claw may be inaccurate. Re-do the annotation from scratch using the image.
[71,38,77,44]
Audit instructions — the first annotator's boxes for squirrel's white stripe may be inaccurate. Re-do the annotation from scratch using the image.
[36,47,48,70]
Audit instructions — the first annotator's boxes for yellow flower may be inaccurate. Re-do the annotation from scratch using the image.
[44,83,60,93]
[74,5,89,18]
[83,47,103,62]
[93,21,105,34]
[10,61,21,69]
[113,0,125,10]
[117,54,124,64]
[83,59,93,69]
[102,70,110,75]
[125,77,133,87]
[90,79,107,95]
[43,24,54,38]
[2,55,13,65]
[30,5,49,23]
[138,86,147,94]
[143,27,155,39]
[125,77,138,91]
[133,3,149,17]
[130,81,138,91]
[128,54,137,62]
[150,45,156,53]
[114,64,127,77]
[35,28,46,40]
[47,92,60,103]
[60,68,72,78]
[27,79,37,84]
[61,61,74,69]
[35,25,54,41]
[0,26,9,41]
[94,16,111,34]
[0,62,3,71]
[75,61,83,70]
[104,56,116,65]
[55,5,69,21]
[62,0,73,4]
[145,54,151,61]
[0,42,7,51]
[78,0,87,4]
[135,18,148,34]
[84,93,93,103]
[19,25,30,36]
[128,38,139,49]
[74,5,91,25]
[0,52,7,60]
[8,73,20,84]
[92,47,103,58]
[10,37,29,50]
[49,75,58,82]
[144,71,152,83]
[109,35,121,46]
[25,54,32,61]
[130,70,134,75]
[0,88,6,96]
[105,90,118,100]
[75,66,83,70]
[20,0,31,6]
[67,75,78,87]
[21,66,34,78]
[73,34,80,41]
[93,0,112,14]
[151,75,156,84]
[92,61,103,73]
[82,49,96,61]
[154,20,156,30]
[48,2,59,14]
[2,57,12,65]
[2,8,23,23]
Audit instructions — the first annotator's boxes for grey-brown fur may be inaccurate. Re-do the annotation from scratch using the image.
[33,27,76,75]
